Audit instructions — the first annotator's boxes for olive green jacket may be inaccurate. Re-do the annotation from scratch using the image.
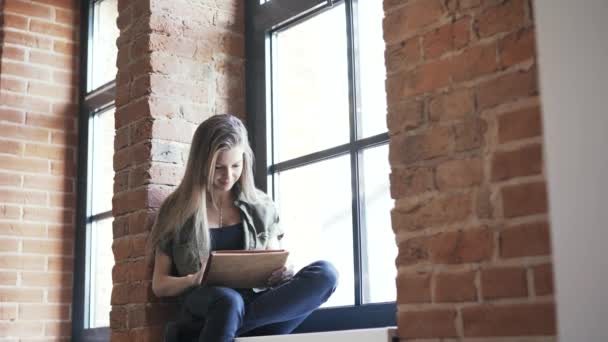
[158,189,283,277]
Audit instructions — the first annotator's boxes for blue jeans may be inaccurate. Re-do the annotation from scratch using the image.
[174,260,338,342]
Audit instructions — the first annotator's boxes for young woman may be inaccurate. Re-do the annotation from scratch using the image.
[147,114,338,341]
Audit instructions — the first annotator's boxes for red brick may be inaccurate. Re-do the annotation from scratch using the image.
[398,309,457,338]
[423,17,470,59]
[1,76,27,93]
[29,51,76,71]
[52,70,78,85]
[110,306,128,330]
[48,225,74,240]
[0,255,45,271]
[492,144,542,181]
[383,0,445,43]
[0,155,49,173]
[53,40,77,55]
[0,239,19,252]
[0,92,51,113]
[0,189,46,206]
[24,174,73,192]
[4,0,53,19]
[29,19,75,40]
[0,223,46,238]
[388,58,452,98]
[396,272,431,303]
[481,267,527,299]
[2,30,53,49]
[56,8,79,25]
[436,158,482,190]
[0,204,21,220]
[477,67,538,110]
[0,108,26,124]
[385,38,421,74]
[1,60,52,81]
[51,160,77,177]
[0,321,44,337]
[23,207,74,224]
[0,139,22,155]
[454,117,486,152]
[25,113,75,131]
[435,271,477,302]
[22,239,73,256]
[35,0,77,10]
[429,87,473,122]
[533,263,554,295]
[4,13,29,29]
[51,102,78,116]
[28,82,75,101]
[390,166,435,198]
[21,272,73,287]
[24,144,72,162]
[0,172,22,187]
[49,192,76,208]
[387,99,424,135]
[428,227,493,264]
[19,304,70,320]
[0,288,44,303]
[128,210,157,235]
[500,221,551,257]
[51,131,78,146]
[501,181,547,218]
[44,321,72,337]
[0,272,18,286]
[47,256,74,272]
[47,288,72,303]
[500,27,536,67]
[476,0,527,38]
[397,236,429,266]
[389,126,452,165]
[392,192,472,231]
[451,43,498,83]
[462,303,556,336]
[460,0,482,10]
[2,46,27,61]
[498,106,542,143]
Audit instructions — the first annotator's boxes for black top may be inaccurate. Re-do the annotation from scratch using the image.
[210,222,244,251]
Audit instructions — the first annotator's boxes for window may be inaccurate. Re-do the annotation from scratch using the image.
[246,0,396,331]
[73,0,118,340]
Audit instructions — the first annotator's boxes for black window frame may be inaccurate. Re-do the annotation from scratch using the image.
[245,0,396,332]
[72,0,116,340]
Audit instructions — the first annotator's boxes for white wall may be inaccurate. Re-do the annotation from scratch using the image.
[533,1,608,341]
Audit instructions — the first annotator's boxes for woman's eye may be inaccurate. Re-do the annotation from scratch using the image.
[232,164,241,168]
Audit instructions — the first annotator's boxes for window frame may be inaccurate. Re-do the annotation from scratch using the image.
[72,0,116,340]
[245,0,396,332]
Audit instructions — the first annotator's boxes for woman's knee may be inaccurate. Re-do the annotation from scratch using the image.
[186,286,245,317]
[306,260,339,290]
[208,287,245,312]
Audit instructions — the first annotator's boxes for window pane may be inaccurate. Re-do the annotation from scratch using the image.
[361,144,396,303]
[358,0,388,138]
[89,217,114,328]
[272,4,349,163]
[275,155,353,307]
[91,107,115,215]
[90,0,119,90]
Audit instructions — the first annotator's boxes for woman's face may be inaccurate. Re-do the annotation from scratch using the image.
[213,146,244,193]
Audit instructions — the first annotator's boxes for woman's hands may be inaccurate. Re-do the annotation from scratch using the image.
[186,259,207,287]
[267,264,294,287]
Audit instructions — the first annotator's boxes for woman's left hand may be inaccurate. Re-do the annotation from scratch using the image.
[267,264,294,287]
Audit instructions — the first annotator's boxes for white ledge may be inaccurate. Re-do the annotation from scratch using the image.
[236,327,397,341]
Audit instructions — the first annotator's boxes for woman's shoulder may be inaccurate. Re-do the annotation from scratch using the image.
[238,189,278,220]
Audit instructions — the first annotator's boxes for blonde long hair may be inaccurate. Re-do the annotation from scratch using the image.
[147,114,258,262]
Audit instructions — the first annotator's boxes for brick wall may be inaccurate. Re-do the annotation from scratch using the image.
[384,0,555,340]
[0,0,79,340]
[110,0,244,340]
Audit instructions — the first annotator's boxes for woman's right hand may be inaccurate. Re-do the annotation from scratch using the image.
[187,259,207,287]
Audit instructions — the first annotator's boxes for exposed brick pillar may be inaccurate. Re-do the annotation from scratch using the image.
[110,0,244,340]
[0,0,79,339]
[384,0,555,340]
